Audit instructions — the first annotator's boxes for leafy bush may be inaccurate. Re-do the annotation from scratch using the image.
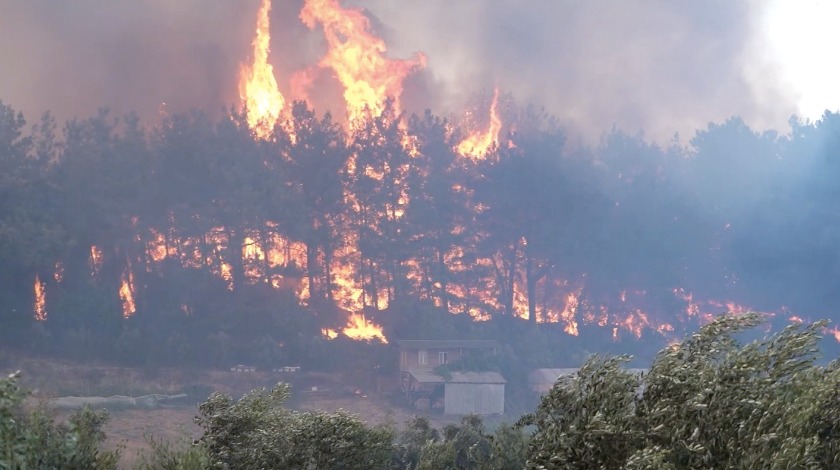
[195,382,393,469]
[0,371,120,469]
[414,415,527,470]
[131,436,209,470]
[520,313,840,469]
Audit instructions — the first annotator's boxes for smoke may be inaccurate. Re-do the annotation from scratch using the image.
[0,0,309,121]
[0,0,795,141]
[354,0,796,141]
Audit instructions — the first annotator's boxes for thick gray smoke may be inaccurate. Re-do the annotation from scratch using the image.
[357,0,796,141]
[1,0,795,141]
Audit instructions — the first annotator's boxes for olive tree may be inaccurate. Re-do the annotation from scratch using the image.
[521,313,840,469]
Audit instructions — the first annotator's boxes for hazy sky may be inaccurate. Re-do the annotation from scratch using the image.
[0,0,831,141]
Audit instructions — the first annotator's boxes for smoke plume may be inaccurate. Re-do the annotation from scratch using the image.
[0,0,795,141]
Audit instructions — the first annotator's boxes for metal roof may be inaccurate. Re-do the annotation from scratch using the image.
[408,369,506,384]
[396,340,501,349]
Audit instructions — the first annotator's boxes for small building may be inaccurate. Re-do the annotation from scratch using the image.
[404,369,506,415]
[397,340,501,370]
[397,340,504,415]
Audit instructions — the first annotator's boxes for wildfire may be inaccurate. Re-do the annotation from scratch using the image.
[33,275,46,321]
[240,0,286,138]
[220,262,234,291]
[147,228,168,263]
[341,312,387,343]
[457,87,502,158]
[298,0,426,122]
[90,245,103,277]
[119,267,136,318]
[547,289,581,335]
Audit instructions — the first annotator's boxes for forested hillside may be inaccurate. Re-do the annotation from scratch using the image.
[2,97,840,369]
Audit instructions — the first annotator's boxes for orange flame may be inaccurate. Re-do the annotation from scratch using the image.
[341,312,387,343]
[147,228,168,263]
[90,245,103,277]
[240,0,286,138]
[33,275,46,321]
[299,0,426,122]
[560,291,581,335]
[220,262,234,291]
[457,87,502,158]
[119,267,136,318]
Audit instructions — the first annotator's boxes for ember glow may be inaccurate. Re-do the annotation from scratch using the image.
[53,261,64,283]
[457,87,502,158]
[298,0,426,122]
[240,0,286,138]
[89,245,103,277]
[119,267,136,318]
[33,275,46,321]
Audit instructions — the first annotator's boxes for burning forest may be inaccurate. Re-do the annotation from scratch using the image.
[2,0,840,370]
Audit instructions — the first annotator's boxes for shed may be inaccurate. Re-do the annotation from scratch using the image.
[403,369,506,415]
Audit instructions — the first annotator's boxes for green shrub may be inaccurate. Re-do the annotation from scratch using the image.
[0,371,120,469]
[520,313,840,469]
[131,436,209,470]
[195,382,393,469]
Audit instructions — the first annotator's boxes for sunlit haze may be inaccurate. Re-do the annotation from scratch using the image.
[763,0,840,121]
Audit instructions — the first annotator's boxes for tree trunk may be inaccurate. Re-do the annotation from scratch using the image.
[228,228,245,291]
[526,255,537,324]
[306,238,319,302]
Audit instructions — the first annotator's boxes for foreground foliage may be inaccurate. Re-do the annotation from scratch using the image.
[195,382,394,469]
[0,372,119,469]
[520,313,840,469]
[3,313,838,468]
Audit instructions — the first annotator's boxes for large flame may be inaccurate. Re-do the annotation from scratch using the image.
[119,267,136,318]
[33,275,46,321]
[299,0,426,122]
[457,87,502,158]
[240,0,286,138]
[321,313,387,342]
[341,312,387,343]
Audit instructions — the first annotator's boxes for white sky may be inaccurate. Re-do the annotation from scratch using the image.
[762,0,840,121]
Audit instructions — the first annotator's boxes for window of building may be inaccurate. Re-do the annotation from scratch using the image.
[439,351,448,365]
[418,349,427,365]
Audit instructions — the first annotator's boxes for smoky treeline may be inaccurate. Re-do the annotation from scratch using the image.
[1,97,838,369]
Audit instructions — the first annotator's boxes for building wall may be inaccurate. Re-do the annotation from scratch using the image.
[444,383,505,415]
[400,348,464,370]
